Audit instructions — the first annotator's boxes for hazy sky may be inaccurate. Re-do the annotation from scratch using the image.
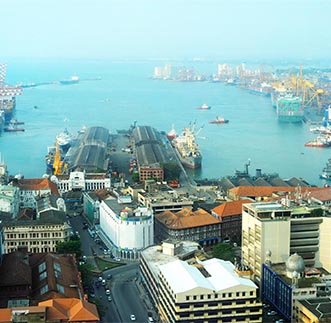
[1,0,330,60]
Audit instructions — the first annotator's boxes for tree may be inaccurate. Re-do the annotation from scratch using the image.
[79,263,96,288]
[161,162,181,181]
[212,243,236,262]
[56,237,82,258]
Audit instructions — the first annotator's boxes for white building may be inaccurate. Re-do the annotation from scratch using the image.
[97,195,154,260]
[0,185,19,217]
[56,171,111,194]
[140,240,262,323]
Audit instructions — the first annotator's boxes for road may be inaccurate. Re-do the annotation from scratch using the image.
[69,212,156,323]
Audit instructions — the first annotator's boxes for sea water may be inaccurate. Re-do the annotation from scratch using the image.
[1,58,329,186]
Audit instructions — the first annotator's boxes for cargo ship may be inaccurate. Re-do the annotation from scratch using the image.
[172,123,202,169]
[59,75,79,85]
[56,128,73,152]
[0,111,4,134]
[276,91,303,123]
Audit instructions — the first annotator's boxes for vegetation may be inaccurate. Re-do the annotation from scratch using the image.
[56,236,82,258]
[131,172,139,182]
[79,263,96,288]
[310,208,323,217]
[211,242,236,262]
[161,162,181,181]
[95,257,125,271]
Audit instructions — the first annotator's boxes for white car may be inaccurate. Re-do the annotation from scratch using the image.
[130,314,136,321]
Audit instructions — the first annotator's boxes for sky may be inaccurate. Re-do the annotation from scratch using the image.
[1,0,331,60]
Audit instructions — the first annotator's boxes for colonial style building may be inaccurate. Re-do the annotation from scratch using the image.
[2,210,71,254]
[211,199,252,243]
[154,207,221,245]
[140,240,262,323]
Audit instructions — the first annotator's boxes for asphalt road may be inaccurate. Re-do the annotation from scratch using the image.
[69,212,155,323]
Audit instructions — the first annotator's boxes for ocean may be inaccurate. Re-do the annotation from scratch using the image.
[1,57,329,186]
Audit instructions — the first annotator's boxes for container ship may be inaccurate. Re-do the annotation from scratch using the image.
[276,91,303,123]
[172,123,202,169]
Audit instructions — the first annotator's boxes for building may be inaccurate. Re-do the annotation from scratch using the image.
[0,251,84,308]
[10,178,60,209]
[241,200,330,286]
[293,297,331,323]
[135,181,194,214]
[1,210,71,253]
[211,199,252,243]
[97,194,154,260]
[0,185,19,217]
[56,171,111,194]
[154,207,221,245]
[262,253,331,321]
[0,298,99,323]
[140,240,262,323]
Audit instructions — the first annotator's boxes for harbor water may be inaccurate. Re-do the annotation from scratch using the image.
[1,58,330,186]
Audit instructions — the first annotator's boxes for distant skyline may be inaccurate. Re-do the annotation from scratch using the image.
[1,0,331,61]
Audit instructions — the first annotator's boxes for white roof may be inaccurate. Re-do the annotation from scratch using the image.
[159,258,257,294]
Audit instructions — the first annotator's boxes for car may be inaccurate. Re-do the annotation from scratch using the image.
[90,292,95,298]
[107,295,112,302]
[105,289,111,296]
[98,276,103,282]
[267,311,277,316]
[107,274,112,280]
[101,279,106,286]
[130,314,136,321]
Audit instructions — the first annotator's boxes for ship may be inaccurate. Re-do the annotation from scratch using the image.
[310,125,331,135]
[59,75,79,85]
[172,123,202,169]
[276,91,303,123]
[209,116,229,124]
[304,135,331,148]
[56,128,73,152]
[167,125,177,140]
[0,64,23,121]
[197,103,211,110]
[0,111,4,134]
[320,158,331,180]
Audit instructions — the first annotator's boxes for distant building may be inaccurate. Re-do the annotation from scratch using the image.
[154,207,221,245]
[293,297,331,323]
[140,240,262,323]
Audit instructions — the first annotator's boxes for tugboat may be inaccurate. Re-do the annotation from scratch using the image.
[209,116,229,124]
[167,125,177,140]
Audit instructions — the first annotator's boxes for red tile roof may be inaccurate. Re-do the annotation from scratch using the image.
[212,199,252,219]
[14,178,59,196]
[155,207,220,229]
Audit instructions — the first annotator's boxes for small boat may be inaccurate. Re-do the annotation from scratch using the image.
[4,126,25,132]
[197,103,211,110]
[60,75,79,85]
[209,116,229,124]
[9,119,24,125]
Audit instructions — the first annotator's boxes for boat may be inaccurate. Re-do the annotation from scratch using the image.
[310,125,331,135]
[304,135,331,148]
[4,125,25,132]
[0,111,4,134]
[9,119,24,125]
[167,125,177,140]
[209,116,229,124]
[172,123,202,169]
[320,160,331,180]
[0,86,23,121]
[59,76,79,85]
[56,128,72,152]
[197,103,211,110]
[276,91,303,123]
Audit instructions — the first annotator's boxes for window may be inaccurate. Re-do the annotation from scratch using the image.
[39,271,47,281]
[40,284,49,295]
[38,262,46,273]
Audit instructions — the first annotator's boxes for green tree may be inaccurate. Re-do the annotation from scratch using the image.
[79,263,96,288]
[132,172,139,182]
[161,162,181,181]
[56,238,82,258]
[212,243,236,262]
